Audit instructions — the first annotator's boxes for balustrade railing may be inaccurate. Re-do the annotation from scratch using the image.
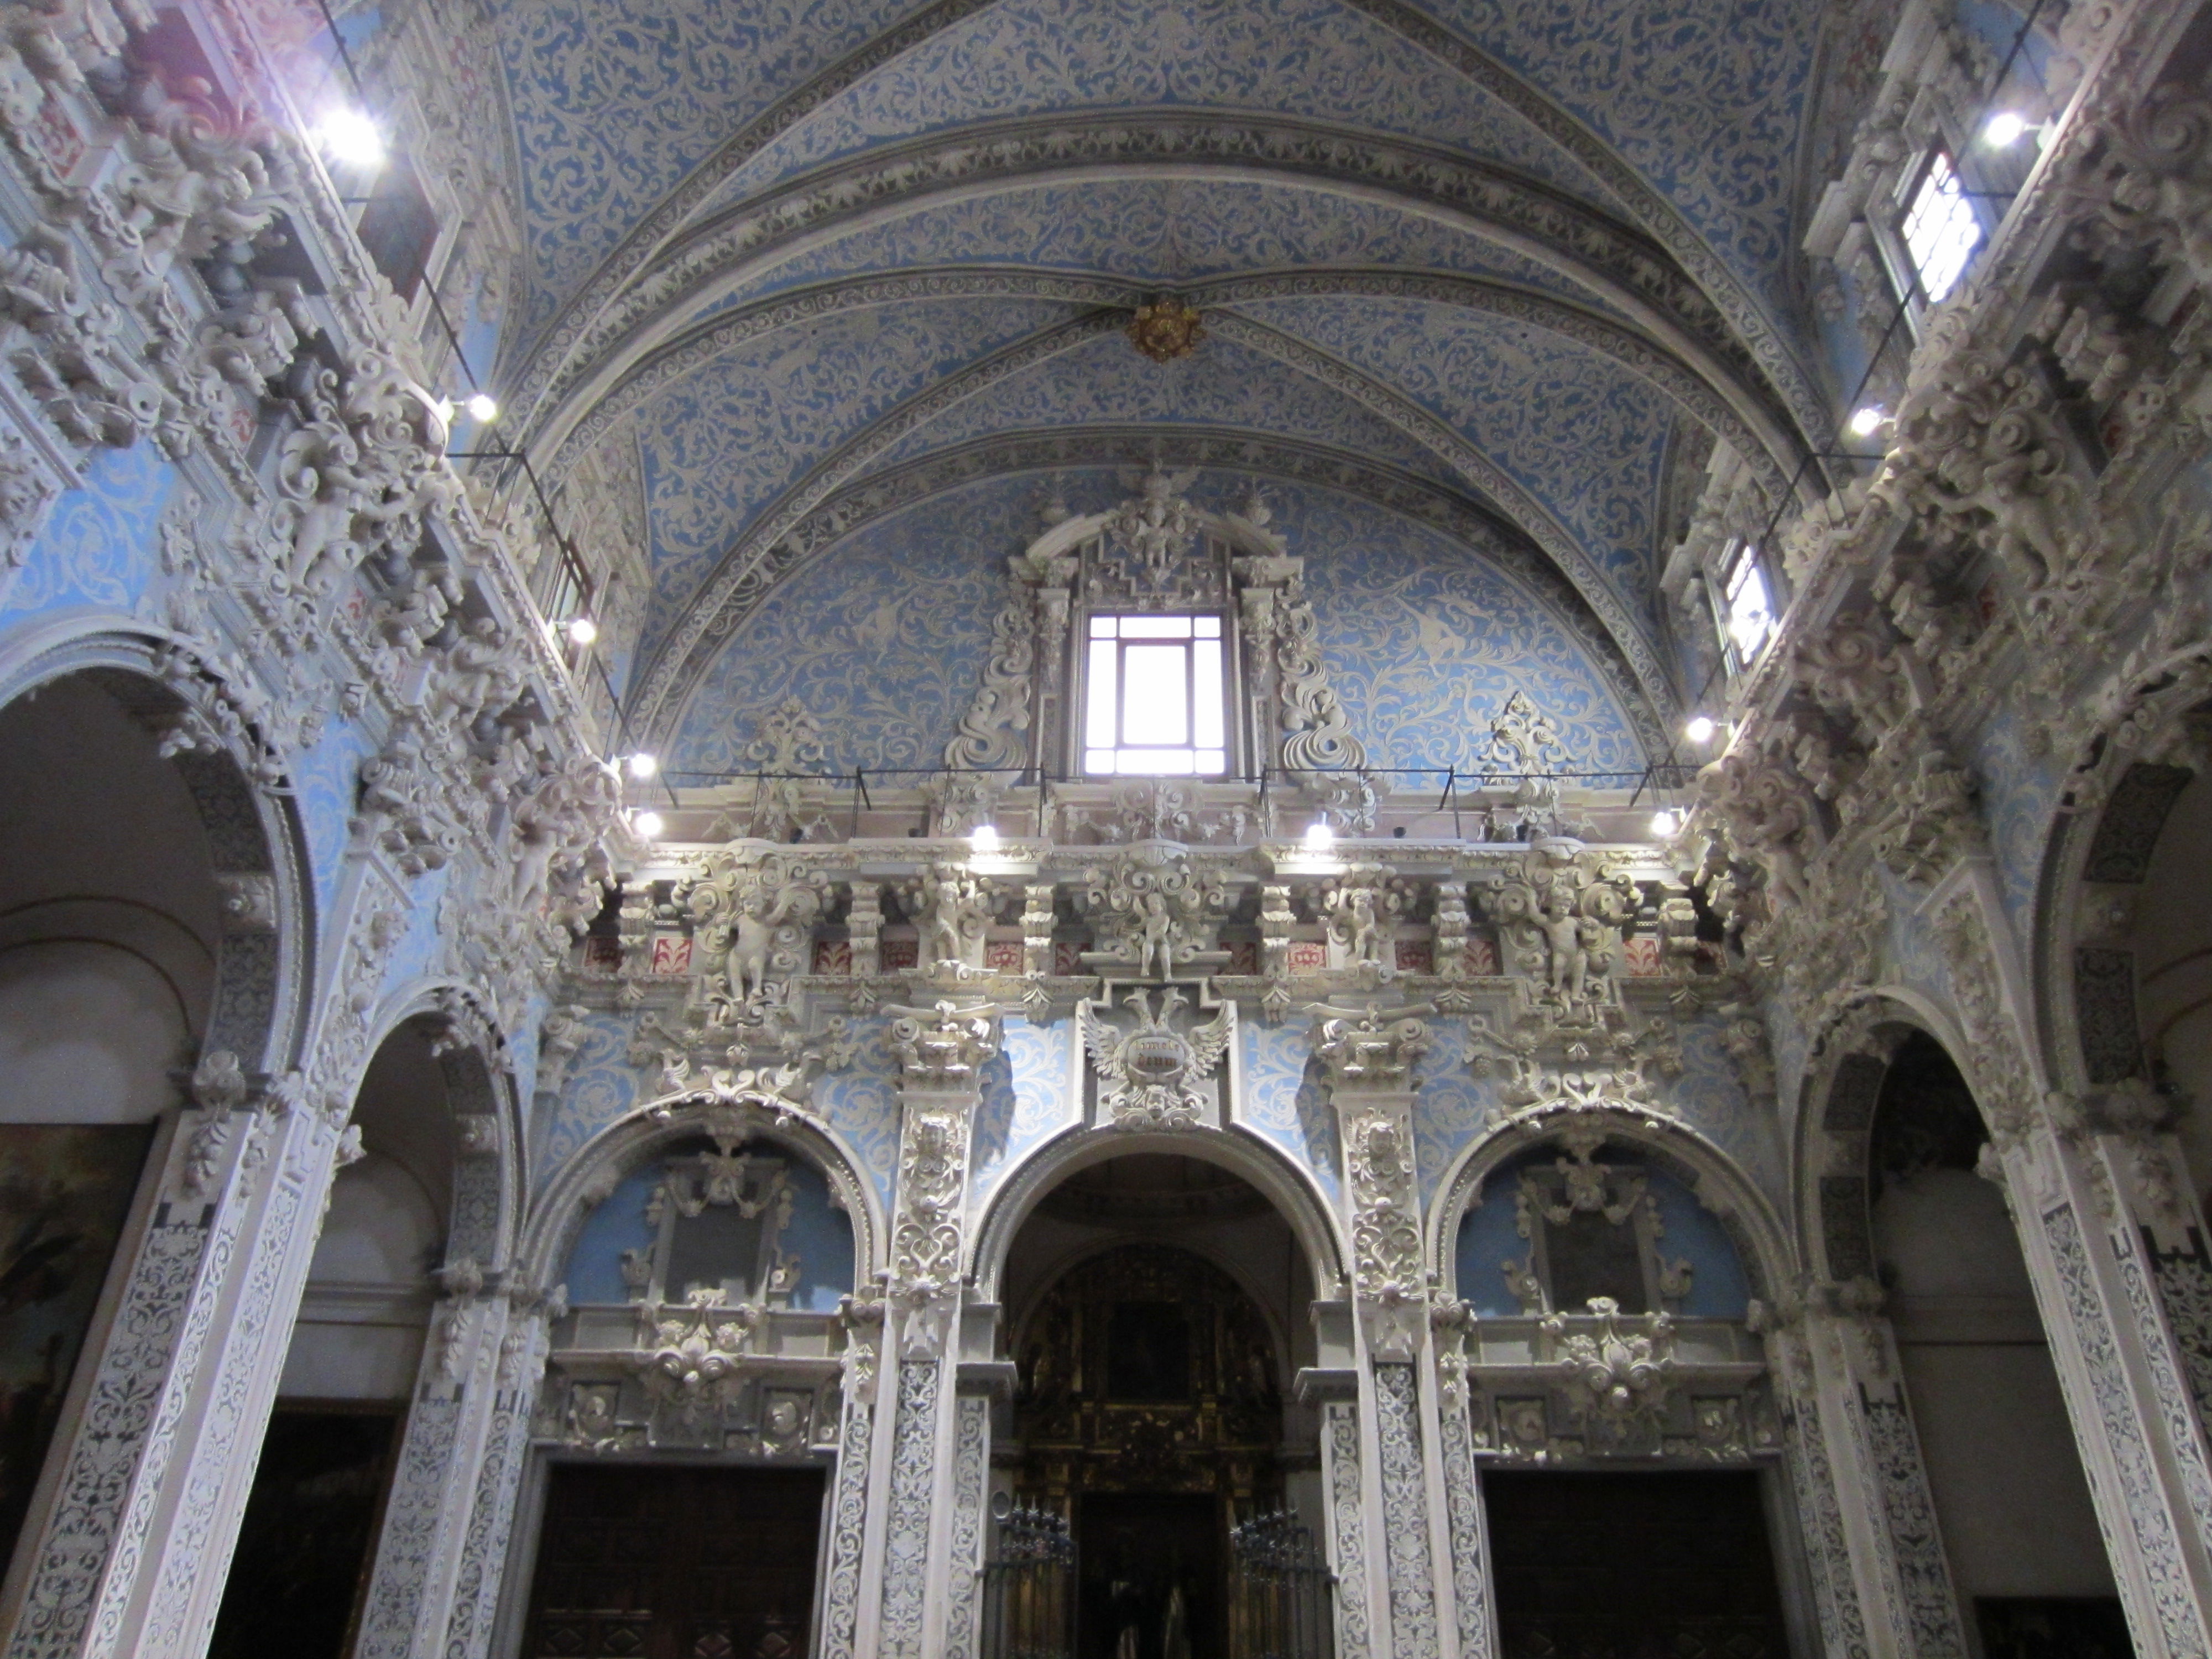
[981,1503,1076,1659]
[1228,1509,1333,1659]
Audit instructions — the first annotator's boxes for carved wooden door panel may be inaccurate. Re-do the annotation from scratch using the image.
[522,1464,825,1659]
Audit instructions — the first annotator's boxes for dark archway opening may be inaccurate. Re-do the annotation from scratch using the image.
[1003,1154,1315,1659]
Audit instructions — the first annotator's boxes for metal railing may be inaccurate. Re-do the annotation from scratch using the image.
[981,1504,1076,1659]
[1229,1510,1333,1659]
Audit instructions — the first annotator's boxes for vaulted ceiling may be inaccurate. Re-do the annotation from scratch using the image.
[482,0,1862,752]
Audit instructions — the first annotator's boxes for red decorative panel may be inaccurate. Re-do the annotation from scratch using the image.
[811,940,851,975]
[1394,941,1434,973]
[1053,940,1084,977]
[1286,940,1327,972]
[649,936,692,976]
[1464,937,1500,977]
[983,939,1024,972]
[1225,940,1259,974]
[1621,936,1665,976]
[880,938,919,971]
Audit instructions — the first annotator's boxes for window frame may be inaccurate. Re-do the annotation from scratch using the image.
[1073,608,1237,779]
[1884,146,1989,326]
[1709,536,1779,675]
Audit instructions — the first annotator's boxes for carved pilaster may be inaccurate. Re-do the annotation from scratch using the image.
[868,997,1003,1659]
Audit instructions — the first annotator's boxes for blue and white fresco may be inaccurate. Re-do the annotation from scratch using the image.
[635,294,1092,660]
[970,1015,1079,1207]
[1236,1017,1340,1202]
[3,446,174,620]
[666,467,1647,786]
[1238,295,1673,621]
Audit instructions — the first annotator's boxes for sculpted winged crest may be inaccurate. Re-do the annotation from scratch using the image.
[1079,987,1234,1130]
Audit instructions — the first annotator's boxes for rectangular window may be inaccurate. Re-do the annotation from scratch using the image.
[1082,613,1227,775]
[1899,151,1983,304]
[1719,540,1775,669]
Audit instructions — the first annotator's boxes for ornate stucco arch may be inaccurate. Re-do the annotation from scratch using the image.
[515,1088,888,1297]
[1427,1100,1793,1305]
[0,617,314,1076]
[357,980,528,1272]
[968,1123,1349,1304]
[1790,987,1982,1286]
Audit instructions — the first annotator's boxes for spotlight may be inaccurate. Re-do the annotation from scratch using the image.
[969,824,1002,854]
[464,392,499,424]
[627,753,658,780]
[1650,810,1681,838]
[565,617,598,646]
[1685,716,1718,745]
[1848,405,1885,439]
[319,106,385,169]
[1984,111,2032,148]
[632,810,664,839]
[1303,820,1335,853]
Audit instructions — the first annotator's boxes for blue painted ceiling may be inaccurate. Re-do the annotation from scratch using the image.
[481,0,1850,752]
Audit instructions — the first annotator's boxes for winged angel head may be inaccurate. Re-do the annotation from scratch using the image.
[1079,987,1234,1131]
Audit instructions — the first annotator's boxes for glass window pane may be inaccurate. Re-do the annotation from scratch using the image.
[1194,615,1222,637]
[1724,549,1774,660]
[1119,615,1192,638]
[1086,639,1118,749]
[1193,640,1224,748]
[1090,615,1118,638]
[1901,152,1981,303]
[1121,645,1190,743]
[1196,748,1226,774]
[1085,749,1116,773]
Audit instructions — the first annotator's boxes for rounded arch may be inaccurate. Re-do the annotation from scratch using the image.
[515,1089,886,1297]
[2032,649,2212,1103]
[0,620,312,1080]
[968,1124,1347,1303]
[1791,990,1984,1286]
[1428,1103,1792,1306]
[356,980,526,1271]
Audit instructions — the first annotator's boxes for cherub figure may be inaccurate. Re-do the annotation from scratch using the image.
[1541,889,1588,1003]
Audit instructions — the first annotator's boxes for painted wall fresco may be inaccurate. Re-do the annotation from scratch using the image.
[693,179,1621,324]
[1235,1017,1340,1203]
[969,1015,1079,1208]
[665,466,1649,787]
[1238,294,1672,620]
[873,331,1456,486]
[497,0,918,336]
[2,445,174,621]
[635,294,1092,661]
[699,0,1615,217]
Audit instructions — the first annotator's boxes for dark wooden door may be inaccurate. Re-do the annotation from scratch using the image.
[1485,1470,1790,1659]
[522,1464,826,1659]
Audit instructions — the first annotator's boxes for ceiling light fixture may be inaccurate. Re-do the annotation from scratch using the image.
[1650,809,1681,838]
[969,824,1002,854]
[1984,111,2033,147]
[565,617,597,646]
[1303,820,1335,853]
[464,392,499,424]
[319,106,385,170]
[627,753,658,780]
[1848,405,1886,438]
[632,810,664,839]
[1685,716,1718,744]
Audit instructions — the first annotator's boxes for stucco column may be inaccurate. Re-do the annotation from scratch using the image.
[1312,1001,1469,1659]
[865,994,1003,1659]
[1764,1289,1966,1659]
[0,1072,356,1659]
[436,1297,555,1659]
[1987,1120,2212,1659]
[352,1275,515,1659]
